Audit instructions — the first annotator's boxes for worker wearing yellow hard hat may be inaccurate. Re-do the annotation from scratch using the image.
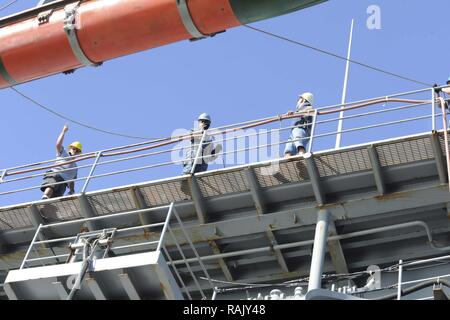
[284,92,315,157]
[68,141,83,153]
[40,124,82,200]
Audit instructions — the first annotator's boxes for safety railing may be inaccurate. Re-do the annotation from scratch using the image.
[20,202,215,300]
[1,85,449,206]
[394,254,450,300]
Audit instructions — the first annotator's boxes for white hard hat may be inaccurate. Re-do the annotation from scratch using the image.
[198,113,211,122]
[299,92,314,107]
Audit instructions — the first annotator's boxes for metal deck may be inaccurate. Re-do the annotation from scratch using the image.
[1,130,450,298]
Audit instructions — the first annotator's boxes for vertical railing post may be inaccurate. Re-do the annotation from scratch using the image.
[156,203,174,252]
[20,224,43,269]
[307,109,319,154]
[190,131,207,175]
[397,260,403,300]
[0,169,6,183]
[212,287,218,300]
[81,151,102,194]
[432,88,436,132]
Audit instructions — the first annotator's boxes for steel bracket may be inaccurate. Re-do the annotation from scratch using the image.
[176,0,208,40]
[63,2,99,67]
[37,9,54,25]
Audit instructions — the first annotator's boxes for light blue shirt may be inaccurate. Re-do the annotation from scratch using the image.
[50,147,78,182]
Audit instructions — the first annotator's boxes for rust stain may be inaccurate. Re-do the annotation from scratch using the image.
[374,192,406,201]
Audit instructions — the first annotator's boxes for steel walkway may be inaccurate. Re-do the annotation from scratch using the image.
[0,86,449,299]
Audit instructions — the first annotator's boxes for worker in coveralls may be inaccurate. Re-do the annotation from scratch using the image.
[182,113,221,174]
[41,124,82,199]
[284,92,315,157]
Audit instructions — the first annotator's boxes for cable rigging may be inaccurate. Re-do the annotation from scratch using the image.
[10,87,164,141]
[243,24,433,88]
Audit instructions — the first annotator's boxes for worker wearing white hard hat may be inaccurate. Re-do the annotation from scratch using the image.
[443,76,450,95]
[284,92,315,157]
[182,113,222,175]
[40,124,82,200]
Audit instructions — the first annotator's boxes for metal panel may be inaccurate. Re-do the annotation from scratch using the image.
[377,136,434,167]
[439,132,450,156]
[0,207,33,230]
[314,149,371,178]
[255,159,309,188]
[197,170,248,198]
[37,199,82,221]
[139,180,191,206]
[87,190,136,216]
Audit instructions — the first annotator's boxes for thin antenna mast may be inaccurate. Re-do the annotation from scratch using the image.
[335,19,354,149]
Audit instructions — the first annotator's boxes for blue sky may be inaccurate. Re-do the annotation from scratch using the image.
[0,0,449,206]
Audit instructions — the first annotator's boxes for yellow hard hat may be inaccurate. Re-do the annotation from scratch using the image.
[68,141,82,152]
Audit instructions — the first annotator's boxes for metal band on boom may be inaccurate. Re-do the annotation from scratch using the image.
[0,56,18,86]
[63,2,97,67]
[176,0,207,39]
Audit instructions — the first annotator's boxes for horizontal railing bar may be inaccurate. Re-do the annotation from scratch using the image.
[24,253,70,263]
[1,162,95,185]
[111,241,159,251]
[34,236,78,245]
[40,204,170,229]
[0,176,88,196]
[114,222,165,234]
[3,101,432,186]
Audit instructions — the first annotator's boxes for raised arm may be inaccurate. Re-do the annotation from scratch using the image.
[56,124,69,154]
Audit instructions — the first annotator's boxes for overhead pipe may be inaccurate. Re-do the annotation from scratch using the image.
[169,221,450,266]
[0,0,328,88]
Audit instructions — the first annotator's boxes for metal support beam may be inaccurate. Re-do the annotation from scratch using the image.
[208,240,234,281]
[86,277,106,300]
[245,167,289,272]
[367,145,386,195]
[327,220,349,274]
[308,209,330,292]
[78,194,100,231]
[130,187,154,227]
[431,132,448,184]
[305,155,325,205]
[118,273,141,300]
[266,230,289,273]
[30,204,61,263]
[3,283,18,300]
[189,177,207,224]
[245,168,267,214]
[52,281,69,300]
[446,203,450,219]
